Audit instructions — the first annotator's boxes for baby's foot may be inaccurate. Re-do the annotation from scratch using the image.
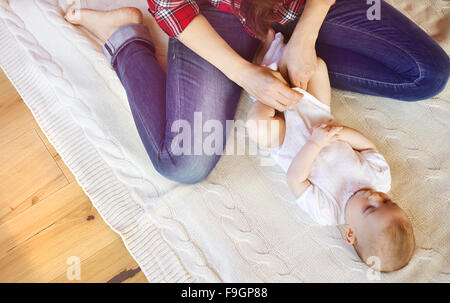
[64,4,143,42]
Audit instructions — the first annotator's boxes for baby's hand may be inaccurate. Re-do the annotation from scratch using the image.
[309,120,343,149]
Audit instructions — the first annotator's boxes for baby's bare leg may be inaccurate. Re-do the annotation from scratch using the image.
[246,101,286,148]
[306,57,331,107]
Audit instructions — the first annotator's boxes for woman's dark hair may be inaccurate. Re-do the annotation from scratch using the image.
[231,0,284,39]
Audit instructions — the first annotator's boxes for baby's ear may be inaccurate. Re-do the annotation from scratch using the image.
[345,225,356,245]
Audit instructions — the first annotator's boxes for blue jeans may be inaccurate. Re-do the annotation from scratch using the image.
[104,0,449,184]
[274,0,450,101]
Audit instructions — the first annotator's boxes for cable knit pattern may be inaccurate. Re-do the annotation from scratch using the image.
[196,183,302,282]
[146,201,222,282]
[34,0,130,112]
[0,0,448,282]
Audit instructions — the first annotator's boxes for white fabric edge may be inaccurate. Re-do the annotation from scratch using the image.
[293,88,331,113]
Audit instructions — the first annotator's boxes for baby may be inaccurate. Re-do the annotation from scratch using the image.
[247,32,415,272]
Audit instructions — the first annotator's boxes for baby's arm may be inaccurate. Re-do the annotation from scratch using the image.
[336,127,376,151]
[286,140,322,198]
[287,122,342,198]
[246,101,286,148]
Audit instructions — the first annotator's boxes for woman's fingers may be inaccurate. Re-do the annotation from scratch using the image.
[278,85,303,104]
[272,100,288,112]
[266,97,286,111]
[274,82,303,108]
[267,79,303,108]
[275,91,299,108]
[250,66,305,111]
[260,93,287,112]
[263,89,290,111]
[277,103,288,112]
[291,69,312,89]
[272,71,303,103]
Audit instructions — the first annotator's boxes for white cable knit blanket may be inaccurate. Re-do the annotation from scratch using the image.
[0,0,448,282]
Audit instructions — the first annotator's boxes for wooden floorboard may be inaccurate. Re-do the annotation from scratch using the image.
[0,70,147,283]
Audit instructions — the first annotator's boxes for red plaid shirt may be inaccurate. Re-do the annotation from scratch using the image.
[147,0,305,38]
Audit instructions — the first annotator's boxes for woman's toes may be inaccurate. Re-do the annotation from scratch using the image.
[64,4,82,24]
[63,6,144,42]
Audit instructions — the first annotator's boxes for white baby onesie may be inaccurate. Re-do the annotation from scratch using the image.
[252,33,392,225]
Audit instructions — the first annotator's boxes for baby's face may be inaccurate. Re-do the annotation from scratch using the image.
[345,189,407,235]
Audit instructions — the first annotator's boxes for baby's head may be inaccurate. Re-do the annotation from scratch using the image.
[344,189,415,272]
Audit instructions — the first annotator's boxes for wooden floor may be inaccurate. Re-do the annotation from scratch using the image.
[0,70,147,283]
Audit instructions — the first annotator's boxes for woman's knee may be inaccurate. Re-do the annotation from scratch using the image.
[401,31,450,101]
[407,56,449,101]
[153,154,219,184]
[420,57,449,99]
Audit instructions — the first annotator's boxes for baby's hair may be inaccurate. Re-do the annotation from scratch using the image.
[354,217,415,272]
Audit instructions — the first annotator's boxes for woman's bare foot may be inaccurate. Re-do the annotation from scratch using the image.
[64,5,143,42]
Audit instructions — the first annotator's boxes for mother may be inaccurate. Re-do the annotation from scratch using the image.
[66,0,449,184]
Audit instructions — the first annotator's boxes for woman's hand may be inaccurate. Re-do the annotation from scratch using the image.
[279,0,336,89]
[278,35,318,90]
[176,15,302,112]
[235,63,304,112]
